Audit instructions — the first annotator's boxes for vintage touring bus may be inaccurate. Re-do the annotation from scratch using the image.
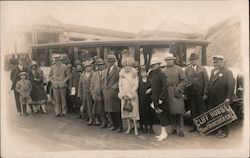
[31,38,243,117]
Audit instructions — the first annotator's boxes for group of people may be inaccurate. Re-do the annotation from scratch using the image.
[11,60,48,116]
[10,51,235,141]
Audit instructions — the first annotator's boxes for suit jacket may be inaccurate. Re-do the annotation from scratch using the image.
[207,67,235,108]
[10,66,28,90]
[185,64,209,95]
[69,69,81,94]
[49,63,70,88]
[104,65,121,112]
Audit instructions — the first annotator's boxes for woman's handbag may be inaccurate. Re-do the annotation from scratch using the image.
[123,99,133,112]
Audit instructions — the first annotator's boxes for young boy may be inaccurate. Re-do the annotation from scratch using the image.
[15,72,33,115]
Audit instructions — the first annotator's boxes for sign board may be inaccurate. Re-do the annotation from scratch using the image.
[193,103,237,136]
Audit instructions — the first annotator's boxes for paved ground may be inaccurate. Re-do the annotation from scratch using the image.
[1,71,247,157]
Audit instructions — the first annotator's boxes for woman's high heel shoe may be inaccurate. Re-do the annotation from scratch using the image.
[156,133,168,141]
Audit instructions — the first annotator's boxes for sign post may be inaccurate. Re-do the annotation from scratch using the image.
[193,103,237,136]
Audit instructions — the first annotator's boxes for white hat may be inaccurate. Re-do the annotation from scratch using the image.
[54,54,62,61]
[212,55,224,60]
[164,53,176,60]
[150,57,161,66]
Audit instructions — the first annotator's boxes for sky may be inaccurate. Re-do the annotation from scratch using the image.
[1,1,247,33]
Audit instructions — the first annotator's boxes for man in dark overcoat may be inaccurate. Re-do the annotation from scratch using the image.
[10,58,28,115]
[104,54,123,133]
[185,53,209,132]
[69,60,82,117]
[207,55,235,138]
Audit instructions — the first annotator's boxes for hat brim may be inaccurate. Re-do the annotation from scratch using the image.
[189,58,199,60]
[84,64,92,68]
[164,57,176,60]
[106,59,116,62]
[150,62,161,66]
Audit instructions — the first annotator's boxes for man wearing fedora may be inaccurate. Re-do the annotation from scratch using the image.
[49,55,70,117]
[162,53,188,137]
[104,54,123,133]
[207,55,235,138]
[90,58,108,127]
[78,61,95,125]
[185,53,209,132]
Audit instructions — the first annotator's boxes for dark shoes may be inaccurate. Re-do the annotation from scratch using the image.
[77,115,82,119]
[55,114,61,117]
[101,124,107,129]
[189,128,197,133]
[148,128,155,134]
[88,121,93,126]
[116,128,123,133]
[109,127,117,131]
[168,129,177,135]
[216,130,228,138]
[179,131,184,137]
[217,133,228,138]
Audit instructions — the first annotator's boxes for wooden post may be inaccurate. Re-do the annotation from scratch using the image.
[181,44,187,66]
[134,45,140,65]
[201,45,207,66]
[73,47,79,61]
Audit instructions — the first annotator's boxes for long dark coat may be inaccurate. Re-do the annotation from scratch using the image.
[90,69,107,114]
[185,64,209,117]
[148,68,169,126]
[29,68,47,102]
[207,67,235,109]
[104,65,121,112]
[162,65,188,115]
[138,77,156,125]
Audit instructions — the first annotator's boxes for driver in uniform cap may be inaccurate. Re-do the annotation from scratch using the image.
[207,55,235,138]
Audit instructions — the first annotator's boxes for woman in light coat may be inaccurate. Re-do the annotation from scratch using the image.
[118,57,140,136]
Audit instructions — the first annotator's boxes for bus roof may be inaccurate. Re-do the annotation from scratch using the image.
[32,38,209,49]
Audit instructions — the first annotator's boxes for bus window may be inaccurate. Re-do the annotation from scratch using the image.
[33,49,50,67]
[78,48,98,62]
[104,46,130,67]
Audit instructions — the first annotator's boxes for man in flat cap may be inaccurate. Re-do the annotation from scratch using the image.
[104,54,123,132]
[207,55,235,138]
[49,55,70,117]
[185,53,209,132]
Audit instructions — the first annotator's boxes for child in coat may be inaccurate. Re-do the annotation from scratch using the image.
[15,72,33,115]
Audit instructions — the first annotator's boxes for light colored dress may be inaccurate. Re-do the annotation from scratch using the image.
[118,68,140,120]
